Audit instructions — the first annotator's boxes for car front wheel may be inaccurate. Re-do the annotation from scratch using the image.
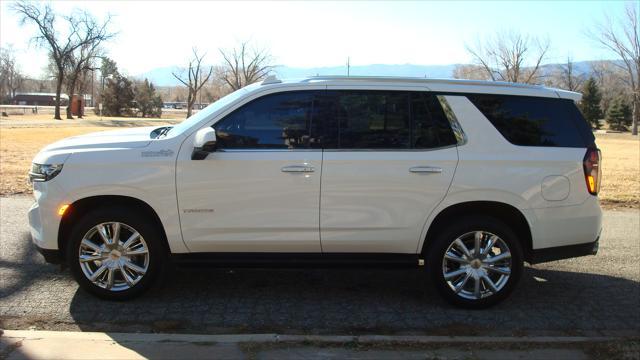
[67,207,165,300]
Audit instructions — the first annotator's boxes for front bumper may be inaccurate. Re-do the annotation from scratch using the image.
[35,245,63,264]
[28,180,68,252]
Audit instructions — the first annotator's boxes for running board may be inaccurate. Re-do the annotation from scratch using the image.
[170,253,421,269]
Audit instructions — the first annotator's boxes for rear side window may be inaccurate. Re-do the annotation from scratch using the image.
[320,90,457,149]
[467,95,593,148]
[214,91,319,149]
[411,93,458,148]
[335,91,411,149]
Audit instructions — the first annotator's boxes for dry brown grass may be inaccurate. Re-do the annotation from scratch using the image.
[0,123,638,209]
[596,133,639,208]
[0,127,115,194]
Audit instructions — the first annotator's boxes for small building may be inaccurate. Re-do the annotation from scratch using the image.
[12,92,69,106]
[70,95,85,116]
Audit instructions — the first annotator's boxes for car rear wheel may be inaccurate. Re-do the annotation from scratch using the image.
[427,216,523,309]
[67,207,166,300]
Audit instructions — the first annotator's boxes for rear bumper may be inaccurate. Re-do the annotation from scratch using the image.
[525,195,602,250]
[528,235,599,264]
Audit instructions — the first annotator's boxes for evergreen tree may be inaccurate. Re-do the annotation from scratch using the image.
[579,77,603,129]
[102,73,134,117]
[606,98,632,131]
[100,57,118,79]
[135,79,163,118]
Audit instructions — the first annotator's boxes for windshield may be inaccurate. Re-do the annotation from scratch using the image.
[167,85,255,136]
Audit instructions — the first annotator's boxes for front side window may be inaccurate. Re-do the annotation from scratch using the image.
[214,91,318,149]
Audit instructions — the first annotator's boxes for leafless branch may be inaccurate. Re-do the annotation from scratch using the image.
[218,41,273,91]
[173,48,213,117]
[465,31,549,84]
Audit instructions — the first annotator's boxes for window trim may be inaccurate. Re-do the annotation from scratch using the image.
[322,144,459,152]
[437,95,467,146]
[216,148,322,153]
[207,88,469,152]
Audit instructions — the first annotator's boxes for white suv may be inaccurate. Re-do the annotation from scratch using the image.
[28,76,602,308]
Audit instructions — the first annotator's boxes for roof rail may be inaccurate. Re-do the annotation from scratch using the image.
[261,75,282,85]
[301,75,545,89]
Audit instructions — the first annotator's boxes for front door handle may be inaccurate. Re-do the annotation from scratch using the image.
[409,166,443,174]
[281,165,315,173]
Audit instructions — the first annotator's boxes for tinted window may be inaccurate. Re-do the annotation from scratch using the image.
[214,91,318,149]
[318,90,457,149]
[411,93,458,148]
[467,95,590,147]
[336,91,411,149]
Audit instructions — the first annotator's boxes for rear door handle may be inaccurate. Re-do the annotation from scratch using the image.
[281,165,315,173]
[409,166,443,174]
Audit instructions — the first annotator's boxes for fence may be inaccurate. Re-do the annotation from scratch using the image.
[1,105,198,118]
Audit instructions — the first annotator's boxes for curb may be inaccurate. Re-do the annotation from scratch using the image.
[1,330,622,344]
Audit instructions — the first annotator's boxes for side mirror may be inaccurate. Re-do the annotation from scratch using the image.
[192,128,217,160]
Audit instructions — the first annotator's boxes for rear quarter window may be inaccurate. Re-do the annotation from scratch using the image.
[467,94,594,148]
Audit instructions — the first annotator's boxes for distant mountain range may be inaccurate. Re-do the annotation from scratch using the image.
[138,60,607,87]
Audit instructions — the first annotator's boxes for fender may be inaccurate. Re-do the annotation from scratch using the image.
[416,189,535,254]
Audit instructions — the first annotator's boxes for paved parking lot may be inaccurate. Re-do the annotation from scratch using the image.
[1,195,638,336]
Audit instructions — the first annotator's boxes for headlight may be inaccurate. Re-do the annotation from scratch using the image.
[29,163,64,182]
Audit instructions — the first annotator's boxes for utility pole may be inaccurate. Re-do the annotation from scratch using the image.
[346,57,350,77]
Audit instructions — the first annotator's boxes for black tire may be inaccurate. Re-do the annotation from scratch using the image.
[426,215,523,309]
[67,206,166,300]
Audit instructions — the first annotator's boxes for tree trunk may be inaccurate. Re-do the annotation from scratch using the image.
[78,91,84,119]
[186,89,193,118]
[66,74,79,119]
[66,86,74,119]
[54,73,63,120]
[632,93,639,136]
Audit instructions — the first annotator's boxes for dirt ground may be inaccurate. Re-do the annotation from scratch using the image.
[0,117,638,208]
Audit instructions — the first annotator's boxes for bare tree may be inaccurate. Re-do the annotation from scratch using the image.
[545,57,586,91]
[64,46,103,119]
[559,57,585,92]
[0,46,25,102]
[219,41,273,90]
[591,4,639,135]
[63,11,113,119]
[590,60,630,115]
[12,2,114,120]
[172,48,213,118]
[466,31,550,84]
[452,64,491,80]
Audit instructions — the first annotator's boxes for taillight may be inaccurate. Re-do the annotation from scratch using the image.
[583,148,602,195]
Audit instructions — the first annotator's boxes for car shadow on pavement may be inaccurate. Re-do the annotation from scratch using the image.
[0,234,56,299]
[62,263,640,336]
[65,263,640,360]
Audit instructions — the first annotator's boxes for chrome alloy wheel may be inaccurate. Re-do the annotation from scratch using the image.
[78,222,149,292]
[441,231,512,300]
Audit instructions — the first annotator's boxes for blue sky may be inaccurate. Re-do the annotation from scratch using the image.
[0,0,631,78]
